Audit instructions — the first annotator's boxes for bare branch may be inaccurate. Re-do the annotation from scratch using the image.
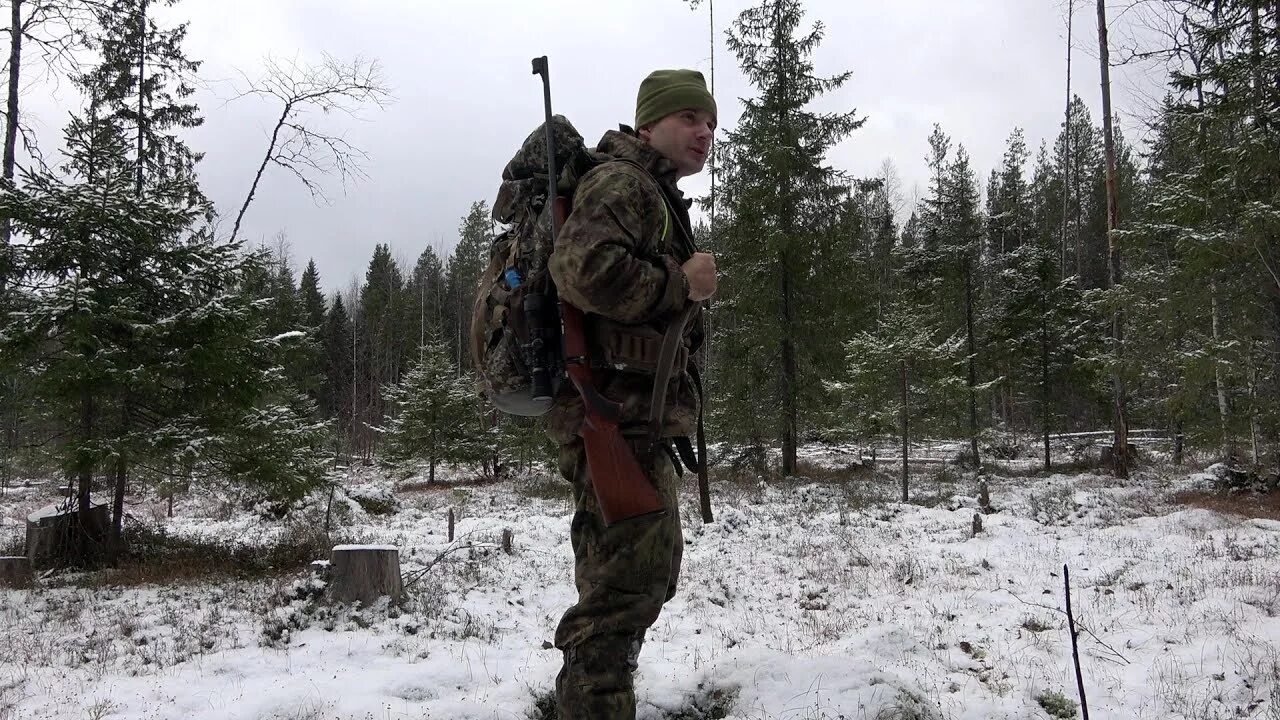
[400,531,499,590]
[228,53,393,243]
[16,0,96,80]
[1254,239,1280,294]
[16,120,49,173]
[1001,586,1131,665]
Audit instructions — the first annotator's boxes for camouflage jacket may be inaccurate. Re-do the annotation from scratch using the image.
[544,127,703,446]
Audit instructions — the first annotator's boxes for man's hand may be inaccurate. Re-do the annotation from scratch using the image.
[682,252,717,301]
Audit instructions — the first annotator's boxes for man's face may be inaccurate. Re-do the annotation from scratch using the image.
[639,109,716,178]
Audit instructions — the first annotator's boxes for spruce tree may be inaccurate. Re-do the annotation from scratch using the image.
[1,110,328,562]
[1052,97,1103,286]
[384,332,484,482]
[81,0,203,198]
[984,131,1024,431]
[1116,2,1279,464]
[903,127,987,452]
[829,299,965,501]
[300,260,327,331]
[987,128,1031,258]
[265,249,301,336]
[322,293,355,448]
[354,243,404,456]
[1,2,332,558]
[444,201,491,371]
[292,258,328,412]
[714,0,864,474]
[2,111,153,563]
[405,245,446,365]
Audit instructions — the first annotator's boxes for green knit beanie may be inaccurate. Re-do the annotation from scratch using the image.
[634,69,717,129]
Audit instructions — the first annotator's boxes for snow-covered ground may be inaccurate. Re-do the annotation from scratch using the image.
[2,444,1279,720]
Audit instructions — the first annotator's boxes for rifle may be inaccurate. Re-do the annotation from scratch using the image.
[532,56,666,527]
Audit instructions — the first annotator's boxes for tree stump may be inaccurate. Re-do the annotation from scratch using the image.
[1100,443,1137,472]
[328,545,403,605]
[25,501,109,567]
[0,556,32,588]
[978,479,994,514]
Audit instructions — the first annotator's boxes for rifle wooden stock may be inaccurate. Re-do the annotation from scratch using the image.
[555,197,665,527]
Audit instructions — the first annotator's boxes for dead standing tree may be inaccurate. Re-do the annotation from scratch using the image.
[228,53,392,244]
[3,0,100,283]
[1096,0,1130,479]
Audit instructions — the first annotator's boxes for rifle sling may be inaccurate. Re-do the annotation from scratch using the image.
[646,301,698,456]
[588,157,702,472]
[662,377,703,477]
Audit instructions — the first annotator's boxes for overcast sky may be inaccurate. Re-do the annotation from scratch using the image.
[18,0,1172,295]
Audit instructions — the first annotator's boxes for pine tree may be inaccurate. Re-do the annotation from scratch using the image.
[714,0,864,474]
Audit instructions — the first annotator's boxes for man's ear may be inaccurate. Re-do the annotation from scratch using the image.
[637,124,653,141]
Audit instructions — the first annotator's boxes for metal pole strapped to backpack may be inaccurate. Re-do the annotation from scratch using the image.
[531,56,665,527]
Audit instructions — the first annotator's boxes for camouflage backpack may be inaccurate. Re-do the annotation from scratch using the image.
[470,115,602,416]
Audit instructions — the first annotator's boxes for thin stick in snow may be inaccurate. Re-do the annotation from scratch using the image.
[1065,564,1091,720]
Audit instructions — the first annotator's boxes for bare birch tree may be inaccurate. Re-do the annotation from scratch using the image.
[229,53,391,243]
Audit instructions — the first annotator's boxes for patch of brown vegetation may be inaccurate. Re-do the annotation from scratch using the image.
[71,521,339,588]
[394,475,501,493]
[1171,489,1280,521]
[84,558,258,587]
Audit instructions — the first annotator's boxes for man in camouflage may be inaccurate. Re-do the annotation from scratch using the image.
[545,69,718,720]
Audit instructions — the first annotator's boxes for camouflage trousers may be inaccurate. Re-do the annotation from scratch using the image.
[553,437,684,720]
